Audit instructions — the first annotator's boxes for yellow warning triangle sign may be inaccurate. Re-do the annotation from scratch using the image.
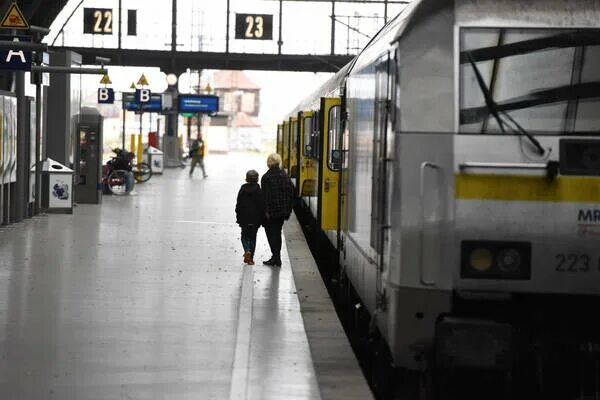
[0,3,29,29]
[137,74,149,86]
[99,74,112,85]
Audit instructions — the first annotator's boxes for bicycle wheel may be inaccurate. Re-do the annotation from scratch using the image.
[133,162,152,183]
[107,170,133,195]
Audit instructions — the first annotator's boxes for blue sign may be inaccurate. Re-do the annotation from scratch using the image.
[178,95,219,113]
[135,88,151,103]
[123,92,161,112]
[97,88,115,104]
[0,35,32,71]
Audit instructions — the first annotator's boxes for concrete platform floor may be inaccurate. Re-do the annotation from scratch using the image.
[0,152,332,400]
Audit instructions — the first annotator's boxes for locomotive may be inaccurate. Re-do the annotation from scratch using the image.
[278,0,600,397]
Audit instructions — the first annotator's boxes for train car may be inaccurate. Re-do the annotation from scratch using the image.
[281,0,600,396]
[280,63,351,243]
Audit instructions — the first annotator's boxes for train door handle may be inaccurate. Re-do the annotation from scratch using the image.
[419,161,441,287]
[324,178,337,193]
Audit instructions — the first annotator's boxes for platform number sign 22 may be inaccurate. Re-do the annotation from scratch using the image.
[84,8,113,35]
[235,14,273,40]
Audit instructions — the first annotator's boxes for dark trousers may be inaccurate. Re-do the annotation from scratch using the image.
[240,225,259,254]
[264,217,285,260]
[189,156,206,176]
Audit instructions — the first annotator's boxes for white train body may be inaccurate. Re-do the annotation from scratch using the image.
[288,0,600,375]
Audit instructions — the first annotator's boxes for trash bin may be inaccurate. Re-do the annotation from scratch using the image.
[41,158,74,214]
[145,146,164,174]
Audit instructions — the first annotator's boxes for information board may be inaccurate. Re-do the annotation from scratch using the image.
[178,95,219,113]
[122,92,162,112]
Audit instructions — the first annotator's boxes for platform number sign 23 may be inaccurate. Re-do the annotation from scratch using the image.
[235,14,273,40]
[83,8,113,35]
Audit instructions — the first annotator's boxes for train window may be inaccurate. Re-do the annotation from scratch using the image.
[328,105,342,171]
[312,111,320,160]
[303,116,313,157]
[291,120,298,155]
[459,27,600,135]
[277,125,282,151]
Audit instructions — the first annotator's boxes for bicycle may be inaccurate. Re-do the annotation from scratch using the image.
[132,162,152,183]
[102,149,151,195]
[102,164,134,196]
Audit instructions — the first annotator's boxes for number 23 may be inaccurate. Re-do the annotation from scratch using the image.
[245,16,264,38]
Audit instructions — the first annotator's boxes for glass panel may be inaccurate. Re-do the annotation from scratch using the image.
[303,116,313,156]
[291,120,298,154]
[460,28,600,135]
[313,111,320,160]
[328,105,341,171]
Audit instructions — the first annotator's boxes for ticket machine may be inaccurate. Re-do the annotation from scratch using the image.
[74,107,103,204]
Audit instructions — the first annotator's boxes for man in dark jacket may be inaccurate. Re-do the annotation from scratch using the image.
[235,170,265,265]
[261,153,294,266]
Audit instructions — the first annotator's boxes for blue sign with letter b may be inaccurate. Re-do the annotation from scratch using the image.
[97,88,115,104]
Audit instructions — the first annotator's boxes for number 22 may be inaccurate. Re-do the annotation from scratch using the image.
[93,10,112,33]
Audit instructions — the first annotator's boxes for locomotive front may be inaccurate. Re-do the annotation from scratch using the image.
[443,1,600,393]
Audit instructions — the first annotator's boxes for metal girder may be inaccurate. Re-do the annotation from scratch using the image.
[52,46,353,73]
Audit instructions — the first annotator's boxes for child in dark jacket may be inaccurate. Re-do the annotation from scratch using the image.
[235,170,265,265]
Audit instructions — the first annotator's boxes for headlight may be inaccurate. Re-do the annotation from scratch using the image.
[461,241,531,280]
[469,248,493,271]
[497,248,521,273]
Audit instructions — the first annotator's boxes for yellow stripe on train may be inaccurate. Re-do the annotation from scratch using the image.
[455,174,600,203]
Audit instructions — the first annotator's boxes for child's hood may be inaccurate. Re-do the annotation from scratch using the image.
[240,182,261,193]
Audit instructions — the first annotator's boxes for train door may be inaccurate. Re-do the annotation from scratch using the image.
[282,121,289,172]
[298,111,317,199]
[276,124,283,158]
[318,97,342,231]
[372,53,394,300]
[289,117,299,187]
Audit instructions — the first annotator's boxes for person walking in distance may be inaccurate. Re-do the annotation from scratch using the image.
[189,136,208,178]
[261,153,294,267]
[235,170,265,265]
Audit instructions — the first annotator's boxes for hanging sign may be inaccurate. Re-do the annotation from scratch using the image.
[123,92,161,112]
[0,3,29,30]
[97,88,115,104]
[0,35,32,71]
[137,73,149,86]
[99,74,112,85]
[83,8,113,35]
[235,14,273,40]
[178,95,219,113]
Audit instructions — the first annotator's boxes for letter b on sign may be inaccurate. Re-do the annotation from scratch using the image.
[136,89,151,103]
[97,88,115,104]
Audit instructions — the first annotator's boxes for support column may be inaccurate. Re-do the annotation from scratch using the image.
[330,1,335,55]
[278,0,283,54]
[163,84,180,167]
[14,71,26,222]
[226,0,230,53]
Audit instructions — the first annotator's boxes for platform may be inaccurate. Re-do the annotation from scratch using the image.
[0,152,372,400]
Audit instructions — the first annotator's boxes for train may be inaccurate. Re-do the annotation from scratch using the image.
[277,0,600,397]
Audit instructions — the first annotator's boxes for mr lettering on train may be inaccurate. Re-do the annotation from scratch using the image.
[578,209,600,223]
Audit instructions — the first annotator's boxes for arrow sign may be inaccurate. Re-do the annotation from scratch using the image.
[0,3,29,29]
